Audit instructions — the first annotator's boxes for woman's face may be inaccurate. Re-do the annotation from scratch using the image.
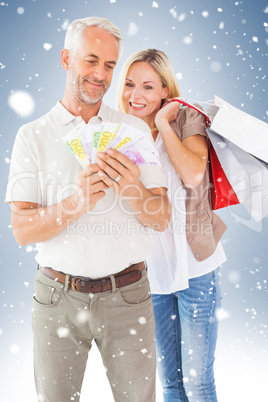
[123,61,168,126]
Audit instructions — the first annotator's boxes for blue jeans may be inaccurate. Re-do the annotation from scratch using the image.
[152,268,222,402]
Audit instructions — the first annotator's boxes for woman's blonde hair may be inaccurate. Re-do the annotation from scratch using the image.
[117,49,181,113]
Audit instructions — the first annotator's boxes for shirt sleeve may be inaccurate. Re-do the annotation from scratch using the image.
[140,163,167,190]
[5,126,42,204]
[174,105,207,141]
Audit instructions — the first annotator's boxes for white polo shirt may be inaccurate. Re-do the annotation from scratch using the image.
[6,102,167,278]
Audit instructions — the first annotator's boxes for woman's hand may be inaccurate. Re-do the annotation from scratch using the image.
[154,99,208,188]
[155,99,180,129]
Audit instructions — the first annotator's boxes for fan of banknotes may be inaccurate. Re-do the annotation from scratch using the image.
[63,121,160,168]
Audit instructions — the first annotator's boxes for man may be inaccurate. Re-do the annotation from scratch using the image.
[5,17,170,402]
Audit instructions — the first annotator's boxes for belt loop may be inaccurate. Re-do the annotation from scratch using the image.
[64,274,70,292]
[109,275,116,293]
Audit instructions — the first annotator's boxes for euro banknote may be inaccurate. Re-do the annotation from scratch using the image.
[63,122,90,167]
[63,121,160,167]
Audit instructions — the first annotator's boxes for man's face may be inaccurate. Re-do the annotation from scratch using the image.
[68,26,120,105]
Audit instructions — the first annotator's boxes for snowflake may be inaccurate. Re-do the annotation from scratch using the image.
[127,23,139,37]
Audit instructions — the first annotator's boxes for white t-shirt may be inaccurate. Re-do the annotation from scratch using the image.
[147,134,227,294]
[6,102,167,278]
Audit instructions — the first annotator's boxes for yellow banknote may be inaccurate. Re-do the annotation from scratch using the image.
[63,123,89,167]
[97,122,120,153]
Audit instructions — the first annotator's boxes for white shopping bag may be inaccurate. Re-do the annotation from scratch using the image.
[207,128,268,222]
[210,96,268,163]
[172,98,268,221]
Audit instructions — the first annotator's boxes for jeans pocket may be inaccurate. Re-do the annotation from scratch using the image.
[33,278,62,307]
[117,271,152,306]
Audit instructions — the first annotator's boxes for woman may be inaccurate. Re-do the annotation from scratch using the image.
[117,49,227,402]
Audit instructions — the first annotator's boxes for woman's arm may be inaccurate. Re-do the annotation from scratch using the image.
[155,101,208,188]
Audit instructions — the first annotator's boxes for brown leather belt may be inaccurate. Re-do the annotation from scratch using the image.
[38,261,145,294]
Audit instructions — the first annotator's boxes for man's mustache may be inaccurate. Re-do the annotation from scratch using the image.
[84,77,108,87]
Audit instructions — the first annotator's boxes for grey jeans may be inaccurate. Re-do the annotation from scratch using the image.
[32,268,156,402]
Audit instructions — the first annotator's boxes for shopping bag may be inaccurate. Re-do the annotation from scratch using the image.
[207,128,268,222]
[209,140,240,210]
[210,96,268,163]
[172,98,240,211]
[172,97,211,128]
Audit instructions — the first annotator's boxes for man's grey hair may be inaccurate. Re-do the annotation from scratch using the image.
[64,17,123,57]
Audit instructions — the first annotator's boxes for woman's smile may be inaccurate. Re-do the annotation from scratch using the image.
[123,61,168,127]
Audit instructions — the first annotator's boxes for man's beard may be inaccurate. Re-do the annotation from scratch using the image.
[71,74,109,106]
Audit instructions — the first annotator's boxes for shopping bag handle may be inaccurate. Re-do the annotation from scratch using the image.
[171,97,211,128]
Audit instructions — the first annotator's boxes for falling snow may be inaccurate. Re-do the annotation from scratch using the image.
[17,7,24,14]
[76,309,90,324]
[138,316,147,324]
[61,19,69,30]
[176,72,183,80]
[57,327,70,338]
[210,61,222,72]
[216,308,231,321]
[8,90,35,117]
[127,22,139,36]
[1,2,267,402]
[10,344,20,354]
[183,36,193,45]
[178,13,186,22]
[43,43,53,51]
[202,11,209,18]
[169,8,177,19]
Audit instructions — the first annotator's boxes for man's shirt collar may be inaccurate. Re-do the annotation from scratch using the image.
[53,101,111,126]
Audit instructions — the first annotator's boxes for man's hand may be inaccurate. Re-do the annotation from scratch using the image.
[96,149,141,198]
[77,163,109,211]
[10,164,109,246]
[96,149,170,231]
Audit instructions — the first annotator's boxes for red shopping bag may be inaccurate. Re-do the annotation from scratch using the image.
[209,140,239,210]
[172,98,240,210]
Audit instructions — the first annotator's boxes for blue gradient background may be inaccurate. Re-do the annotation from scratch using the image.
[1,1,267,401]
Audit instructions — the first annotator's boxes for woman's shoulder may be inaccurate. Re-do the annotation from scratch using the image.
[172,104,207,140]
[175,103,205,124]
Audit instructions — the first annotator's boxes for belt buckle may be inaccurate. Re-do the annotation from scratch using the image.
[70,277,82,291]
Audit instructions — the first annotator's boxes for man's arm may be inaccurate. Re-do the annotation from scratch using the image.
[96,149,171,231]
[10,164,108,246]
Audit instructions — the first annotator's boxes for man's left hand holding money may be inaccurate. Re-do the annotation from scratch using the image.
[96,149,170,232]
